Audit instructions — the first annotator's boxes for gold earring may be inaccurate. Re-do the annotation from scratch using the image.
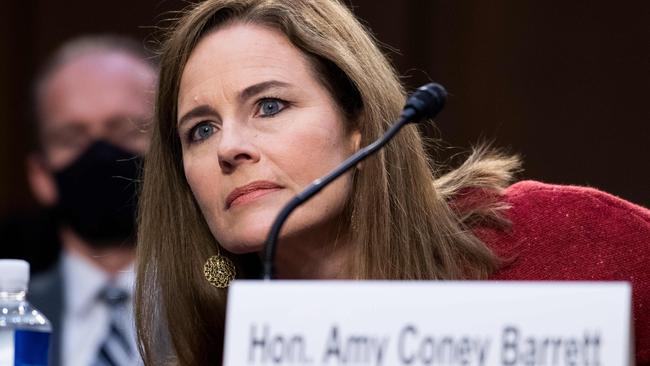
[203,251,236,288]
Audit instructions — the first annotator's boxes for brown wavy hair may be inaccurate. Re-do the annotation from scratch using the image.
[135,0,520,364]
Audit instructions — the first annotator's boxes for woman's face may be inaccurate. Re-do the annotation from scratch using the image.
[177,23,360,254]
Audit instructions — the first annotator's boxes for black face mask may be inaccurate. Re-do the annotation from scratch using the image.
[53,140,142,248]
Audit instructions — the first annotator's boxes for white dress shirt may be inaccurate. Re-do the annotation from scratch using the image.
[61,251,140,366]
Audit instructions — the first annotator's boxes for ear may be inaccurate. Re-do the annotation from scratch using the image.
[351,129,361,151]
[26,153,58,206]
[350,129,363,170]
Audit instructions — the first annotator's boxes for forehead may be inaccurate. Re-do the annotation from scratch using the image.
[178,22,316,108]
[39,52,155,128]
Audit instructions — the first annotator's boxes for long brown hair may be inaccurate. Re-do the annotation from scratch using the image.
[135,0,520,364]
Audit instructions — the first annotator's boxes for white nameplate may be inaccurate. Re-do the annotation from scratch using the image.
[223,281,631,366]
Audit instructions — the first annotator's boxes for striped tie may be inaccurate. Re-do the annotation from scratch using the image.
[93,285,137,366]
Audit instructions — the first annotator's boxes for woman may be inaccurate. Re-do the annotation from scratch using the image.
[135,0,650,365]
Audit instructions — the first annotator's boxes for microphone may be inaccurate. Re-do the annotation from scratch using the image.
[402,83,447,121]
[262,83,447,280]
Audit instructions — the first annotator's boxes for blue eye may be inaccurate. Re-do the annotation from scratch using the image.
[189,122,216,142]
[258,99,286,117]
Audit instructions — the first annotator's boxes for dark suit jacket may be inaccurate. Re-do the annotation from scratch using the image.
[29,262,63,366]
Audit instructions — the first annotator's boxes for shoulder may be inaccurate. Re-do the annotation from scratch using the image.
[30,265,62,294]
[479,180,650,364]
[482,180,650,279]
[504,180,649,225]
[28,263,64,313]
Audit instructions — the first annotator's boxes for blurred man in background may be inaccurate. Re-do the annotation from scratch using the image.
[26,36,155,366]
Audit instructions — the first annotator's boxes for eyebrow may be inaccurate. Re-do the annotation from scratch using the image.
[177,80,292,127]
[239,80,291,102]
[177,104,219,128]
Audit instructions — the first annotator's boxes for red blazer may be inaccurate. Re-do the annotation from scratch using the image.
[477,181,650,364]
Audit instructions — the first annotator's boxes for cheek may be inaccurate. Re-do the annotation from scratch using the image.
[46,145,82,170]
[271,115,352,186]
[122,133,150,155]
[183,154,221,215]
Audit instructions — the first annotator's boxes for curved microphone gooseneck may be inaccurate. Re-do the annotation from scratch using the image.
[262,83,447,280]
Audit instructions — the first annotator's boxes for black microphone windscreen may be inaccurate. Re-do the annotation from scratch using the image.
[404,83,447,122]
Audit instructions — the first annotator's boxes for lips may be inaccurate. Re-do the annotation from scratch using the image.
[225,181,283,209]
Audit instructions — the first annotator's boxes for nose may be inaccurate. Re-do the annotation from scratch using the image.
[217,123,260,173]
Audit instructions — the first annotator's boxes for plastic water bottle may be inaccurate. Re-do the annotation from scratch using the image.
[0,259,51,366]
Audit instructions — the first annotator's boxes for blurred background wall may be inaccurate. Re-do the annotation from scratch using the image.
[1,0,648,219]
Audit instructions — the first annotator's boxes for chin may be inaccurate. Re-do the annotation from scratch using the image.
[223,239,265,255]
[214,214,275,254]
